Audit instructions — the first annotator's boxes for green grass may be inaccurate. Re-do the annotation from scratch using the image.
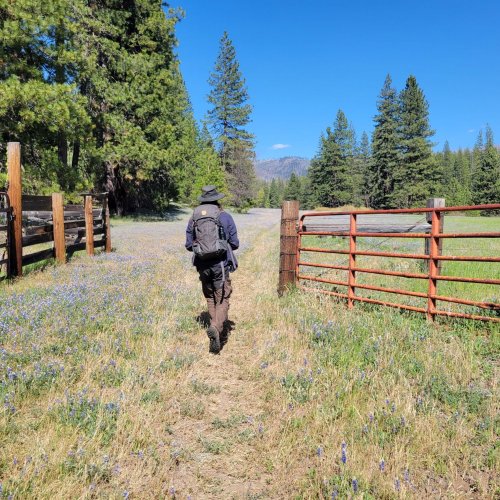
[0,211,497,498]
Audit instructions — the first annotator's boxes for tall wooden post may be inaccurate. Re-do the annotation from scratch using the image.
[103,194,112,253]
[427,209,442,322]
[84,195,94,256]
[278,200,300,296]
[347,213,357,309]
[425,198,445,272]
[52,193,66,264]
[7,142,22,276]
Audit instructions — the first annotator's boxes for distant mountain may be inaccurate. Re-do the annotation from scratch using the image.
[254,156,310,181]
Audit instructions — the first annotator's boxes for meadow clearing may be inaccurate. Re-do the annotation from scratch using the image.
[0,208,498,499]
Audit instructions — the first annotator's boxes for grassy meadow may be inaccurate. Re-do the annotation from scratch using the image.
[0,208,498,498]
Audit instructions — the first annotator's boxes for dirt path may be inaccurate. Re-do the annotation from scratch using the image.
[163,212,280,499]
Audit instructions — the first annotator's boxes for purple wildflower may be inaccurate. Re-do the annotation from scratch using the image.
[394,478,401,491]
[379,459,385,471]
[341,442,347,464]
[352,478,358,493]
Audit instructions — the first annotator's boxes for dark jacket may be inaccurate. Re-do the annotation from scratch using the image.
[185,206,239,271]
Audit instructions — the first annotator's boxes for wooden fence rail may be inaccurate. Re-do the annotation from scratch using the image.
[278,200,500,323]
[0,142,111,280]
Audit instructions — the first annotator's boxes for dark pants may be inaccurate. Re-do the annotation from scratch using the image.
[199,263,232,334]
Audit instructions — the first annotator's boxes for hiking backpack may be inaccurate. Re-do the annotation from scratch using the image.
[191,204,228,261]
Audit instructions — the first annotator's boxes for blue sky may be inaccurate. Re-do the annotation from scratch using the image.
[174,0,500,160]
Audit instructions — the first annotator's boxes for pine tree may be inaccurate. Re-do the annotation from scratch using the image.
[394,75,439,207]
[0,0,215,213]
[74,1,192,213]
[369,74,399,208]
[207,32,256,207]
[440,141,453,186]
[356,131,371,206]
[268,178,281,208]
[0,0,91,194]
[308,110,356,208]
[189,125,227,205]
[473,125,500,208]
[472,130,484,176]
[284,172,302,201]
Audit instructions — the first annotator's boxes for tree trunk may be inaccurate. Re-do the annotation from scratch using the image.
[104,162,126,216]
[71,140,80,171]
[55,21,68,184]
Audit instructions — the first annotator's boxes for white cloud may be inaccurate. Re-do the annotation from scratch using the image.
[271,143,291,150]
[467,129,475,134]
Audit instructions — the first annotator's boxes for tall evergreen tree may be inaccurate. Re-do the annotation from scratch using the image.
[472,130,484,175]
[284,172,302,201]
[356,130,371,206]
[308,110,356,208]
[473,125,500,208]
[74,1,192,213]
[268,178,281,208]
[0,0,91,194]
[394,75,439,207]
[369,74,399,209]
[440,140,453,186]
[207,32,256,207]
[0,0,199,212]
[188,125,227,205]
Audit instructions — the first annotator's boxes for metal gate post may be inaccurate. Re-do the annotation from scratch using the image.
[348,213,357,308]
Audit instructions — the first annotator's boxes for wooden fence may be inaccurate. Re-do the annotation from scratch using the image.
[278,200,500,323]
[0,142,111,280]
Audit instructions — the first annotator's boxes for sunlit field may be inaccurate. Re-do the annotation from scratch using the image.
[0,209,498,498]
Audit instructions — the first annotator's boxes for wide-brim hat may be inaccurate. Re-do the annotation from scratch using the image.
[198,185,225,202]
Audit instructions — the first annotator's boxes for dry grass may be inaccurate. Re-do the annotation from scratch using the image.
[0,208,498,498]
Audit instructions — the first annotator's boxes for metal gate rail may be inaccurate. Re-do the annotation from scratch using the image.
[297,203,500,323]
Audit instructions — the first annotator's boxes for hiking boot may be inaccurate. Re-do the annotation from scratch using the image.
[207,326,220,354]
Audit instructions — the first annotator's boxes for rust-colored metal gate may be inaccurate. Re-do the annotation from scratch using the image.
[294,203,500,323]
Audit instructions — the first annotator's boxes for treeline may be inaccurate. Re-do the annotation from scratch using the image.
[0,2,255,213]
[260,75,500,210]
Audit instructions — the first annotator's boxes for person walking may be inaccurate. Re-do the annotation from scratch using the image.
[185,186,239,354]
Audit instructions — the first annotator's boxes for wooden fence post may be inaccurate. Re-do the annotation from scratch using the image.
[84,195,94,256]
[347,213,357,309]
[427,208,442,322]
[52,193,66,264]
[103,193,112,253]
[278,200,300,296]
[7,142,22,276]
[425,198,445,272]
